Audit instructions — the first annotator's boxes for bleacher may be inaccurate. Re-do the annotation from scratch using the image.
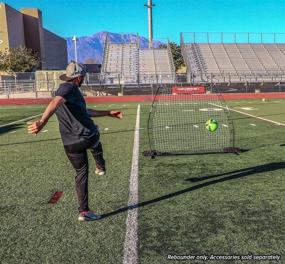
[138,48,175,83]
[101,36,175,84]
[181,33,285,83]
[102,43,139,84]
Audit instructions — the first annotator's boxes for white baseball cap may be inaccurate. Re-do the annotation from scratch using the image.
[59,61,86,81]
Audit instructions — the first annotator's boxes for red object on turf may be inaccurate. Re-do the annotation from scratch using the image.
[48,191,63,204]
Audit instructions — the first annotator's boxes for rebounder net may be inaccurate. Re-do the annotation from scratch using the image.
[147,86,234,156]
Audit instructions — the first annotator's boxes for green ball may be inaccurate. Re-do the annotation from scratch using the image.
[205,118,218,132]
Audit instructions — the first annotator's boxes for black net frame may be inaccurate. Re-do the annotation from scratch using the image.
[147,86,235,156]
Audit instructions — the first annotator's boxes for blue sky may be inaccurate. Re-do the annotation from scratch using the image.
[3,0,285,42]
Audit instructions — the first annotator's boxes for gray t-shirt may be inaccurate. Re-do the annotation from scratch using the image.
[55,82,98,146]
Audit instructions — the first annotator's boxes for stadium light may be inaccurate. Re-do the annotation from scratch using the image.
[72,35,78,64]
[144,0,155,48]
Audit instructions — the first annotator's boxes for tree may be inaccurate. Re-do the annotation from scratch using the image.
[160,42,185,72]
[0,46,40,73]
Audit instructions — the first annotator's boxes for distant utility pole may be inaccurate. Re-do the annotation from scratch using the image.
[144,0,155,48]
[72,35,78,64]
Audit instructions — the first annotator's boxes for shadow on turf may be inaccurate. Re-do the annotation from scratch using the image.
[0,129,137,147]
[0,137,61,147]
[100,162,285,219]
[0,124,24,135]
[101,128,139,135]
[186,162,285,182]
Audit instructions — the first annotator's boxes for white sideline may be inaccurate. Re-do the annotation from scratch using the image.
[0,114,42,128]
[123,104,140,264]
[211,103,285,127]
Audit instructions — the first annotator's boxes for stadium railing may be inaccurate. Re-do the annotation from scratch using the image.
[2,72,285,98]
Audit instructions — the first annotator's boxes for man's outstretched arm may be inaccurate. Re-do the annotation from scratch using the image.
[27,96,65,134]
[87,109,123,119]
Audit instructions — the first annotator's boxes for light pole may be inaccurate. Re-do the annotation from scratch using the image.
[72,35,78,64]
[144,0,155,48]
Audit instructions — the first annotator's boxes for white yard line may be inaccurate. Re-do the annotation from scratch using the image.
[211,103,285,126]
[123,104,140,264]
[0,114,42,128]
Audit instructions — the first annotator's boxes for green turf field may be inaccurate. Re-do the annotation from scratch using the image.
[0,99,284,264]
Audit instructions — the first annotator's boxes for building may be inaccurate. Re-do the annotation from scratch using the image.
[85,63,101,73]
[0,2,67,70]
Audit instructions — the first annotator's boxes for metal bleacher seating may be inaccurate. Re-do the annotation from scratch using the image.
[102,43,138,84]
[102,40,175,84]
[183,39,285,83]
[139,48,175,84]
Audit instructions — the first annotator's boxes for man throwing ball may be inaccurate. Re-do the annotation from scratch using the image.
[28,61,123,221]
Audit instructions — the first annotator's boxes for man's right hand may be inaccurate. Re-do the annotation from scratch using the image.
[27,96,65,135]
[27,120,46,135]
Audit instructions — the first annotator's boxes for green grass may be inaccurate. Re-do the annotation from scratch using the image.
[0,99,284,264]
[139,99,285,264]
[0,103,138,263]
[0,105,46,125]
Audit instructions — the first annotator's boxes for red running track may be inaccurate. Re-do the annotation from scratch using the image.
[1,93,285,105]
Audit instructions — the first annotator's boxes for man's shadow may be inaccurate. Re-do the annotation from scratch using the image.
[0,129,137,147]
[0,123,24,135]
[0,138,61,147]
[101,162,285,219]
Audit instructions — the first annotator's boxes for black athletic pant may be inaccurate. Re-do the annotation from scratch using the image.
[64,133,105,212]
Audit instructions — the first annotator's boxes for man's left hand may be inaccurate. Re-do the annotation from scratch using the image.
[27,120,46,134]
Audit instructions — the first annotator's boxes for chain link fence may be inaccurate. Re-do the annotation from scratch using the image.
[1,71,285,97]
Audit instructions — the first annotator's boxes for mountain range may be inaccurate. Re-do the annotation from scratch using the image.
[66,31,163,64]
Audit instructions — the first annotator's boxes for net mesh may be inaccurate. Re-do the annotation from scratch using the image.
[148,87,234,155]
